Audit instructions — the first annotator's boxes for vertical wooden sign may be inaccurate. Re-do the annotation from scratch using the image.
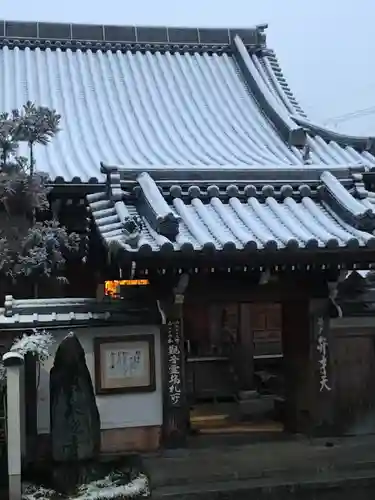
[310,300,335,436]
[162,313,188,448]
[315,316,332,394]
[167,318,183,407]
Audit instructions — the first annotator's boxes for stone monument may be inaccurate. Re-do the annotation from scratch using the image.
[50,332,100,474]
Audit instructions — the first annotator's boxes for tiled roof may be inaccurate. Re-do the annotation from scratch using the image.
[0,295,157,328]
[86,165,375,257]
[1,21,375,182]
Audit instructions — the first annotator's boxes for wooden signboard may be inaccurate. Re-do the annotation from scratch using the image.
[162,316,188,448]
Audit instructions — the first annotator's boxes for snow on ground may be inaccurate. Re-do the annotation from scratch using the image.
[22,473,150,500]
[75,474,149,500]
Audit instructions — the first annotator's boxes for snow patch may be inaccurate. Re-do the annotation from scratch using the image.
[75,473,149,500]
[22,474,149,500]
[357,270,370,278]
[10,329,54,361]
[22,483,58,500]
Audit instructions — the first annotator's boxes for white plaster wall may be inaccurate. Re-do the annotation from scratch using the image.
[37,325,162,434]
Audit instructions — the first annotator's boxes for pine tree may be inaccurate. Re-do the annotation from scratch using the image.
[0,102,80,297]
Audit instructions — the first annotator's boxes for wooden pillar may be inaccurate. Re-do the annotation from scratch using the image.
[159,275,189,449]
[283,297,335,436]
[282,298,310,433]
[238,303,254,390]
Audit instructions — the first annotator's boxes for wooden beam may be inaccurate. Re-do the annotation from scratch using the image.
[116,248,375,270]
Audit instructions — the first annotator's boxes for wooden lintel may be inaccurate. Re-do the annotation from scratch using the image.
[117,249,375,270]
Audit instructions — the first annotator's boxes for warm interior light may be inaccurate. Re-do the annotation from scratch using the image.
[104,279,150,297]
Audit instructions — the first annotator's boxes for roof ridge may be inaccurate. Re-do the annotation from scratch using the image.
[101,163,365,185]
[0,294,159,327]
[3,295,99,317]
[0,20,267,53]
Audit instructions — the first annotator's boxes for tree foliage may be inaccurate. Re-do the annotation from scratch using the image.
[0,102,79,294]
[0,328,54,383]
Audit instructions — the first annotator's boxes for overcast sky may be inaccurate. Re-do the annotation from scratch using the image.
[2,0,374,135]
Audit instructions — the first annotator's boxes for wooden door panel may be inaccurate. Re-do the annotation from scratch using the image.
[249,303,282,357]
[335,335,375,431]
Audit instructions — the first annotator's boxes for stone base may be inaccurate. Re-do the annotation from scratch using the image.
[101,426,161,454]
[8,474,21,500]
[35,425,161,459]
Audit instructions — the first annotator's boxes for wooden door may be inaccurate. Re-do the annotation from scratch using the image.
[335,334,375,434]
[236,303,282,391]
[249,303,282,358]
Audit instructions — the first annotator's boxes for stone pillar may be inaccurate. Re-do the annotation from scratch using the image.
[3,351,24,500]
[19,364,26,459]
[24,354,37,461]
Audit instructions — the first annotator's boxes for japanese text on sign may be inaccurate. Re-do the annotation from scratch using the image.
[106,348,144,379]
[316,317,331,392]
[167,320,182,406]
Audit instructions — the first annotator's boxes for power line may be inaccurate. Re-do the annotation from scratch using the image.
[324,105,375,125]
[350,81,375,95]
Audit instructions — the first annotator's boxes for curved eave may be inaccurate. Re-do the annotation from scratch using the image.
[249,46,375,166]
[292,115,375,156]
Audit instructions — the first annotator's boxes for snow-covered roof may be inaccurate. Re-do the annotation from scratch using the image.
[87,166,375,257]
[1,21,375,182]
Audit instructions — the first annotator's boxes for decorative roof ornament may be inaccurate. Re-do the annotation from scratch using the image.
[302,144,312,165]
[366,137,375,152]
